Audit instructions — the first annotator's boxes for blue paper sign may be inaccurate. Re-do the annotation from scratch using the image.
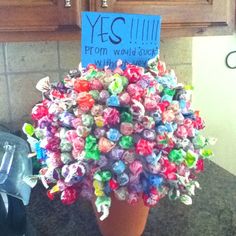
[81,12,161,69]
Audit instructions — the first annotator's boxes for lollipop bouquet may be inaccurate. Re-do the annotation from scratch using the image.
[23,56,214,223]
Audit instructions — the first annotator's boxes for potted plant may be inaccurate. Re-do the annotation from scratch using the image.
[23,56,214,236]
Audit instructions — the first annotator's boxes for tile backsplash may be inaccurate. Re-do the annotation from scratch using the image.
[0,38,192,130]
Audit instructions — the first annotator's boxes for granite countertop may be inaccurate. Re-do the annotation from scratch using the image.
[26,160,236,236]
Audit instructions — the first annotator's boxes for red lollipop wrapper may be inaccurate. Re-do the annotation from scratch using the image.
[74,79,90,93]
[61,187,78,205]
[77,92,95,112]
[136,139,154,156]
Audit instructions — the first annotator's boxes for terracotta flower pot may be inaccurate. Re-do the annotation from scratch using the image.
[93,194,149,236]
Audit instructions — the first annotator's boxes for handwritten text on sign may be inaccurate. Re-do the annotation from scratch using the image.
[82,12,161,69]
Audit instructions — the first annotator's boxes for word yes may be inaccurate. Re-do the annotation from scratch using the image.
[86,15,125,45]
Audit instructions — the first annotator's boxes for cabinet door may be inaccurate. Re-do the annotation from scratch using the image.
[90,0,235,36]
[0,0,79,32]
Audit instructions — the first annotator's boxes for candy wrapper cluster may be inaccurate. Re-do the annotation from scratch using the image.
[23,57,214,221]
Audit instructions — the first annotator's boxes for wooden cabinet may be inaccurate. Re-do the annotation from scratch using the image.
[90,0,235,37]
[0,0,80,32]
[0,0,234,41]
[0,0,82,41]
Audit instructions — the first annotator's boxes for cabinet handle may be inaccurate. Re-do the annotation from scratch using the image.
[64,0,72,7]
[101,0,108,8]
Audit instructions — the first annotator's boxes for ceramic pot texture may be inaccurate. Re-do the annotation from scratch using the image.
[93,195,150,236]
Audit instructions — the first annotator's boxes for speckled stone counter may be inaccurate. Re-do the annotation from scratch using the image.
[26,160,236,236]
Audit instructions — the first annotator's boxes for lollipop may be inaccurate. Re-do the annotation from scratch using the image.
[23,56,214,221]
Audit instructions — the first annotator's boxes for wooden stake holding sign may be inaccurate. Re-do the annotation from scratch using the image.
[82,12,161,69]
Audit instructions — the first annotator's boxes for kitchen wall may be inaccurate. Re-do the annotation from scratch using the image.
[0,38,192,130]
[192,34,236,176]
